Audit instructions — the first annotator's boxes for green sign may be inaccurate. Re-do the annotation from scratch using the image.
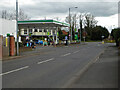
[75,28,77,32]
[7,33,10,37]
[47,32,50,35]
[75,34,78,40]
[57,32,59,36]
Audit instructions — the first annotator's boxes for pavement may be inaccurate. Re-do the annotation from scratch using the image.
[69,45,118,88]
[1,42,118,88]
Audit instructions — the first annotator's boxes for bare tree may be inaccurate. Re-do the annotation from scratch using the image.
[78,13,84,31]
[65,13,78,40]
[18,9,29,21]
[1,9,30,20]
[1,10,8,19]
[84,13,97,28]
[54,17,61,21]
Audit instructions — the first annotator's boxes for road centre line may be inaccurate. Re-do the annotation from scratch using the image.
[62,53,71,57]
[0,66,29,76]
[73,51,80,54]
[37,58,54,64]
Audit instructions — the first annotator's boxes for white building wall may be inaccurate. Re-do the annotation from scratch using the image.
[0,19,2,35]
[0,18,16,38]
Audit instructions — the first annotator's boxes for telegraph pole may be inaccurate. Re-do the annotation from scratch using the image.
[68,7,78,43]
[69,8,71,42]
[16,0,19,55]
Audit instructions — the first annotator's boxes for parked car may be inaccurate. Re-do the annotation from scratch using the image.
[34,40,43,44]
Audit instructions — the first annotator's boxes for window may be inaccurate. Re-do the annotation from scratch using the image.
[24,30,27,34]
[44,29,47,32]
[29,29,32,34]
[34,29,38,32]
[39,29,42,32]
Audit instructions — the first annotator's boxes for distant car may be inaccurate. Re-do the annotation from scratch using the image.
[34,40,43,44]
[34,40,39,44]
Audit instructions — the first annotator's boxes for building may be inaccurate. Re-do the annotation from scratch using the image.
[18,19,69,44]
[0,18,16,37]
[62,30,69,35]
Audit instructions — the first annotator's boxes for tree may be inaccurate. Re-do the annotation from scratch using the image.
[83,13,98,40]
[53,17,61,21]
[65,13,77,40]
[65,13,98,41]
[1,10,8,19]
[1,9,30,20]
[91,26,109,41]
[58,29,66,40]
[84,13,97,28]
[111,28,120,46]
[18,9,29,20]
[77,13,85,40]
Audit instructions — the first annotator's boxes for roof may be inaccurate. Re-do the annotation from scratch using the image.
[18,19,69,27]
[62,30,68,35]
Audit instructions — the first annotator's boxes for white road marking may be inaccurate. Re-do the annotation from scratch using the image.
[73,51,79,54]
[0,66,29,76]
[37,58,54,64]
[62,53,71,57]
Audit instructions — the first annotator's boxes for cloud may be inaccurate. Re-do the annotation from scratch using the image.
[96,14,118,32]
[16,2,117,19]
[0,1,118,17]
[0,1,118,32]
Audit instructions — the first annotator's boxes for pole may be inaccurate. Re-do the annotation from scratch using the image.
[80,29,81,44]
[69,7,78,43]
[16,0,19,55]
[83,28,85,44]
[69,8,71,43]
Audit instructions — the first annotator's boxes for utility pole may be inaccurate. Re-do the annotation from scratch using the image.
[16,0,19,55]
[69,8,71,43]
[68,7,78,43]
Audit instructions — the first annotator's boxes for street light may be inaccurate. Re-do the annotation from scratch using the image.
[69,6,78,43]
[16,0,19,55]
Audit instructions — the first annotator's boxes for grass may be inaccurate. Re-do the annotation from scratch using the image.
[104,40,115,43]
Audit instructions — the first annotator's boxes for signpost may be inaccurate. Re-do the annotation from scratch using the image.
[101,35,105,44]
[82,31,87,44]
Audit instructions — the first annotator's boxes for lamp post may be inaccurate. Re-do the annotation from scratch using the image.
[69,7,78,43]
[16,0,19,55]
[69,8,71,42]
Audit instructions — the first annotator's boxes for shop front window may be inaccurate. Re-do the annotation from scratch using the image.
[24,30,27,34]
[39,29,42,32]
[29,29,33,34]
[34,29,38,32]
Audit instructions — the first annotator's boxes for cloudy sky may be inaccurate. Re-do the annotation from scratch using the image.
[0,0,119,32]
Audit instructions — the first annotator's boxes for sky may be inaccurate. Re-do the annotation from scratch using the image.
[0,0,119,32]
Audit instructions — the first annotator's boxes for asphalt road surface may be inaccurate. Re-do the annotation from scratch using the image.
[1,42,116,88]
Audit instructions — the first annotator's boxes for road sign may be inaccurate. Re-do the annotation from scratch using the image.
[101,36,104,38]
[82,31,87,37]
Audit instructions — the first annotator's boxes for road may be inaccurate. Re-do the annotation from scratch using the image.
[2,42,113,88]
